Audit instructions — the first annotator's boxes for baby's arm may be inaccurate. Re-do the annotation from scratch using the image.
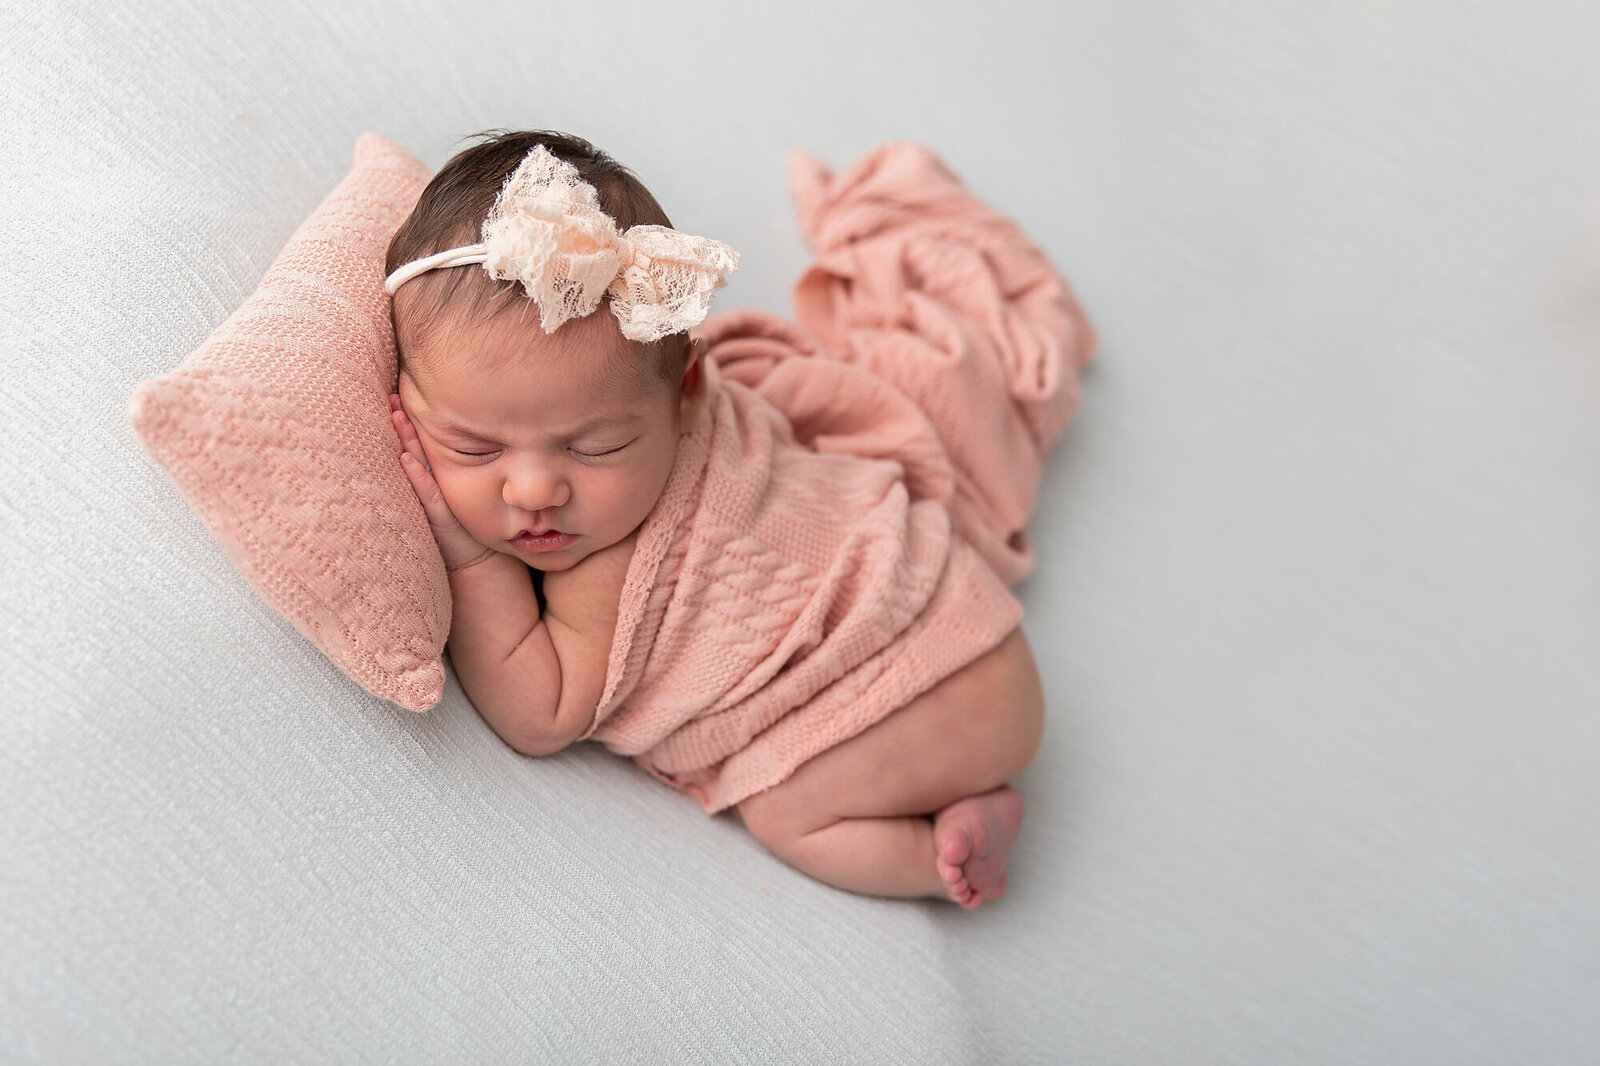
[391,399,597,755]
[442,555,597,756]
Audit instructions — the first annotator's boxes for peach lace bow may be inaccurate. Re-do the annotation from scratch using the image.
[384,146,740,343]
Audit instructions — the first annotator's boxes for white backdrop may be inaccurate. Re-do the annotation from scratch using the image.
[2,1,1597,1062]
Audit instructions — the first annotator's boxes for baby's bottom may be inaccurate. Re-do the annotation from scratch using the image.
[736,627,1043,908]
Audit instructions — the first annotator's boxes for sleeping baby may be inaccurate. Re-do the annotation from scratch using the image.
[382,129,1093,907]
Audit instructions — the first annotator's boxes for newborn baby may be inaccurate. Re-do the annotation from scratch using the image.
[384,129,1092,907]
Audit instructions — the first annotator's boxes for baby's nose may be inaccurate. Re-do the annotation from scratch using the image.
[502,464,570,512]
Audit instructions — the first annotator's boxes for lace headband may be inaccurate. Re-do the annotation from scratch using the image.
[384,145,739,343]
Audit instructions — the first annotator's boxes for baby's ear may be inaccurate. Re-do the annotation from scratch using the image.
[678,337,706,432]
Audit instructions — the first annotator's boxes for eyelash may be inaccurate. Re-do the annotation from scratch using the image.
[576,443,630,459]
[446,442,630,460]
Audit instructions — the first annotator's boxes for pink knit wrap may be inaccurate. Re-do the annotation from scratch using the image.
[579,143,1095,813]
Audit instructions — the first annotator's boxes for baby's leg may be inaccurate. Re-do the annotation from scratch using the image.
[736,627,1042,907]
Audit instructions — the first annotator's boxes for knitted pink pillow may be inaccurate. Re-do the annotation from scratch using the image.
[129,132,450,711]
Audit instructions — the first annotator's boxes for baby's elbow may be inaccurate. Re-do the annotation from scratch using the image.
[503,710,591,758]
[474,685,590,758]
[508,732,573,758]
[498,716,573,757]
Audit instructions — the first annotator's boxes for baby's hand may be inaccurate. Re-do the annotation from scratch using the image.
[390,394,495,573]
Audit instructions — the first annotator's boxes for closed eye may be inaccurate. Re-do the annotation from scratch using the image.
[447,443,500,458]
[572,440,632,460]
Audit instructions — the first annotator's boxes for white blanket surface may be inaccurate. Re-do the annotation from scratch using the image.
[2,2,1596,1062]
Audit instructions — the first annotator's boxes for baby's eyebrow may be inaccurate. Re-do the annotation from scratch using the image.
[422,414,496,441]
[424,411,638,440]
[568,414,640,434]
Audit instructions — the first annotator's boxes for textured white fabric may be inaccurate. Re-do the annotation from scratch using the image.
[2,1,1597,1064]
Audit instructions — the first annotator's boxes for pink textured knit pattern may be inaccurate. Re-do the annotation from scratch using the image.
[129,133,450,711]
[584,142,1095,813]
[788,141,1097,584]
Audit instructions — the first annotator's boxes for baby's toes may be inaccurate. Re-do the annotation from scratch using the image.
[939,868,972,905]
[937,827,972,869]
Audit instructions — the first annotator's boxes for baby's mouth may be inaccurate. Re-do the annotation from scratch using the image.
[508,529,578,553]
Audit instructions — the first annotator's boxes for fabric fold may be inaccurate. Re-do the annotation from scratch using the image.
[580,142,1094,813]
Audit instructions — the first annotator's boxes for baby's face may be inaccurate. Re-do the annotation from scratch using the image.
[395,308,698,572]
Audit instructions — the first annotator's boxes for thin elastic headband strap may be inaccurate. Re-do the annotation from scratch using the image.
[384,244,489,296]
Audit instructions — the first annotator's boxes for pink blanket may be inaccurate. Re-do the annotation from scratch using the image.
[578,143,1095,813]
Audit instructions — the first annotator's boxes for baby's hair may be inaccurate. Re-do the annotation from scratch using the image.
[387,128,692,385]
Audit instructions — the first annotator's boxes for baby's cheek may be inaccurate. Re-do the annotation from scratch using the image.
[432,467,487,522]
[614,470,669,530]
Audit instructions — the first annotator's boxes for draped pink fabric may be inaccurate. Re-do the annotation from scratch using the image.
[579,142,1095,813]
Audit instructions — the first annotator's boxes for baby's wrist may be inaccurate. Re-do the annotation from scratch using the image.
[445,545,495,573]
[444,549,534,603]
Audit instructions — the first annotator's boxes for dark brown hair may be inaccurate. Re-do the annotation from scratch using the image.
[386,129,691,383]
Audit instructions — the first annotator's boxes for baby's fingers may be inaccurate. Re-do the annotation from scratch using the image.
[390,407,432,473]
[390,397,492,571]
[398,451,450,524]
[398,450,492,572]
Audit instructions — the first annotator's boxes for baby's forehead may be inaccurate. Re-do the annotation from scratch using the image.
[428,299,646,363]
[410,304,665,398]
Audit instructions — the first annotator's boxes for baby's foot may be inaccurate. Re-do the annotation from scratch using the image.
[932,786,1024,909]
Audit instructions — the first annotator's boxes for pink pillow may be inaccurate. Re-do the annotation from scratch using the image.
[129,132,450,711]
